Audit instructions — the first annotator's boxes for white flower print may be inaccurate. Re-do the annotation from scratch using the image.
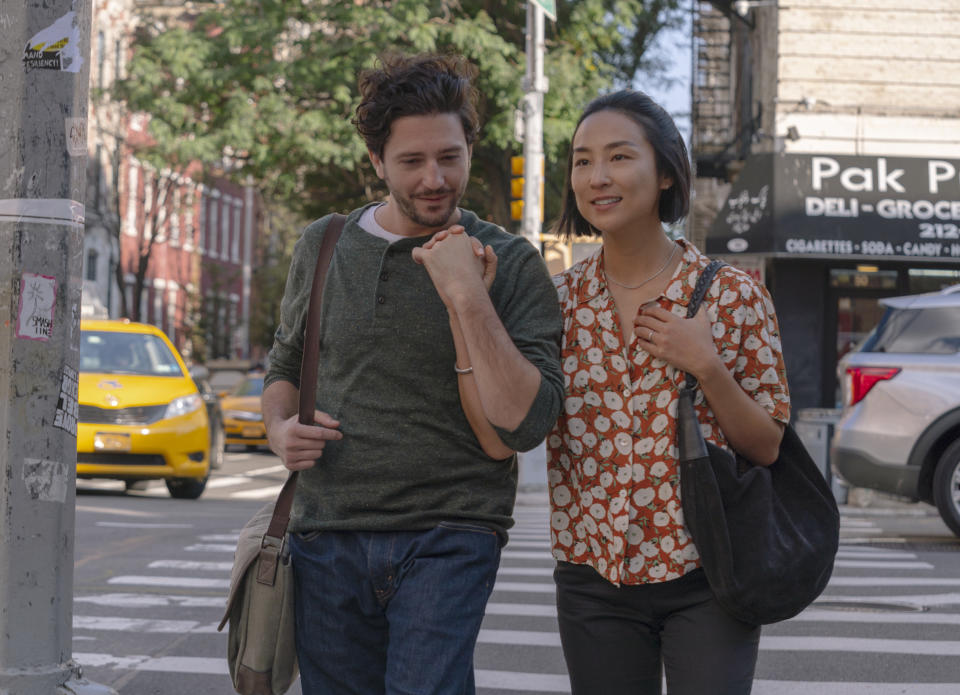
[711,321,725,339]
[547,469,563,484]
[568,439,583,456]
[720,289,738,306]
[590,503,606,520]
[611,411,631,429]
[721,349,737,365]
[568,418,587,437]
[582,457,598,476]
[739,282,753,300]
[635,437,655,455]
[650,461,668,478]
[610,355,627,372]
[755,391,774,410]
[735,355,748,372]
[573,370,590,388]
[590,365,607,382]
[629,556,646,573]
[648,563,667,579]
[756,346,775,365]
[633,487,655,507]
[582,432,598,448]
[557,530,573,547]
[552,512,570,530]
[630,394,651,411]
[583,515,598,535]
[574,542,588,556]
[627,524,645,544]
[597,311,614,330]
[639,541,658,558]
[641,370,662,390]
[740,377,760,392]
[598,440,614,458]
[614,432,632,455]
[586,276,600,297]
[651,413,669,433]
[609,496,625,515]
[658,482,674,501]
[580,490,593,507]
[584,391,602,407]
[602,330,619,350]
[564,397,584,415]
[587,347,603,363]
[552,485,571,506]
[660,536,675,553]
[599,471,615,489]
[632,464,647,482]
[760,366,780,384]
[616,466,633,484]
[653,511,670,527]
[744,305,758,326]
[548,434,562,448]
[665,280,683,300]
[743,335,762,351]
[594,415,611,432]
[655,390,672,409]
[576,308,595,326]
[603,391,624,410]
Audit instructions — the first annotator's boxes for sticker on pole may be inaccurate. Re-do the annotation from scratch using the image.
[53,365,79,436]
[23,459,68,503]
[23,11,84,74]
[17,272,57,341]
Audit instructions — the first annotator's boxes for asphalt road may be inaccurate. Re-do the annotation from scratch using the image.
[72,449,960,694]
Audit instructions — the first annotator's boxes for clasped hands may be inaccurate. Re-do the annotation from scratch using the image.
[411,225,497,304]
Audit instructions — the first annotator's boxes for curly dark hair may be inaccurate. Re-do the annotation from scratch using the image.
[554,90,691,240]
[352,53,481,158]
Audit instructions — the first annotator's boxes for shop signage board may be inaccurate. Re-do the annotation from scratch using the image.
[707,153,960,259]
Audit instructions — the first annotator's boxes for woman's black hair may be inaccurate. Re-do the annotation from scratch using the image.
[554,90,691,240]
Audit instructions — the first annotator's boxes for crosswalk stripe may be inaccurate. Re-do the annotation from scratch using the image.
[206,476,252,489]
[829,577,960,587]
[74,616,219,633]
[74,593,226,608]
[184,543,236,553]
[484,602,556,617]
[833,560,934,569]
[147,560,233,572]
[478,629,560,647]
[795,609,960,625]
[751,682,960,694]
[492,581,555,594]
[498,567,554,577]
[475,669,570,692]
[762,636,960,656]
[818,592,960,608]
[836,549,918,559]
[197,534,240,542]
[501,550,553,560]
[74,652,228,675]
[95,521,194,529]
[107,575,230,589]
[230,485,284,500]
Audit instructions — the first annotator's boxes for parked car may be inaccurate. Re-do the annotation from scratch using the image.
[77,319,211,499]
[188,365,226,470]
[831,284,960,536]
[221,373,267,450]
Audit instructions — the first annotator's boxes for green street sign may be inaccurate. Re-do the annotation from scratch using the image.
[532,0,557,21]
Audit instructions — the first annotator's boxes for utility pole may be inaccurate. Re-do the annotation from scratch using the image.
[0,2,117,693]
[519,0,552,251]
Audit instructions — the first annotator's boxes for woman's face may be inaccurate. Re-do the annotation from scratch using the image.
[570,109,672,239]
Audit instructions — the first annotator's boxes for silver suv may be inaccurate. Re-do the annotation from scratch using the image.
[831,285,960,537]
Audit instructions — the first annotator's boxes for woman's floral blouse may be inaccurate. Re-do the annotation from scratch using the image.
[547,240,791,586]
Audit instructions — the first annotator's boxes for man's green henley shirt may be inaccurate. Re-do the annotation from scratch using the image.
[266,205,563,539]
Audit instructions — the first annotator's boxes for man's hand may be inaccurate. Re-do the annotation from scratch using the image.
[412,225,496,305]
[268,410,343,471]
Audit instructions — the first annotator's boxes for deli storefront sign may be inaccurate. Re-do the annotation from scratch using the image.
[706,153,960,258]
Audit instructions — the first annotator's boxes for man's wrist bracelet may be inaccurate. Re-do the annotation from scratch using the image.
[454,365,473,375]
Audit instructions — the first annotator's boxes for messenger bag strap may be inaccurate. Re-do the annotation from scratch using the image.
[264,214,346,542]
[683,260,725,391]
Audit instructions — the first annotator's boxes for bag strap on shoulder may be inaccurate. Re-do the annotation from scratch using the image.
[265,213,346,542]
[683,259,725,391]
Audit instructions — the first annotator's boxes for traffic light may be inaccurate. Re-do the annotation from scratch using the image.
[510,155,524,221]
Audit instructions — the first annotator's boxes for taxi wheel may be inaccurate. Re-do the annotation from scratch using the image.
[210,425,226,470]
[166,475,208,500]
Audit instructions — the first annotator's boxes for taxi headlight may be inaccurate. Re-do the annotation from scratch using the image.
[165,394,203,420]
[224,409,262,422]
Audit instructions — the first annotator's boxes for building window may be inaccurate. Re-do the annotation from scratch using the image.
[97,31,105,89]
[86,249,98,282]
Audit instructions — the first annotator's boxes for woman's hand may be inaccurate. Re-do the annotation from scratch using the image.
[634,304,723,381]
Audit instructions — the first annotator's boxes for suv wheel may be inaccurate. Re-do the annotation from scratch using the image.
[166,475,208,500]
[933,439,960,538]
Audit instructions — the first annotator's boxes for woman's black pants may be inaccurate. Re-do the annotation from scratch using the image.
[554,562,760,695]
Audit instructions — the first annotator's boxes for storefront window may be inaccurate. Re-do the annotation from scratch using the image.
[829,268,898,290]
[908,268,960,295]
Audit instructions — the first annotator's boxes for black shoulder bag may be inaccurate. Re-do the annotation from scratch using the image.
[677,260,840,625]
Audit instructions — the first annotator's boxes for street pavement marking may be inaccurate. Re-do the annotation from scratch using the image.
[834,560,934,569]
[492,581,556,594]
[107,575,230,589]
[75,652,228,675]
[818,592,960,608]
[761,636,960,656]
[197,534,240,542]
[95,521,194,529]
[230,485,284,500]
[74,616,215,633]
[245,464,288,476]
[506,540,551,548]
[74,593,226,608]
[498,567,554,577]
[829,577,960,587]
[476,669,570,692]
[478,629,561,647]
[795,609,960,625]
[836,549,918,559]
[206,476,252,489]
[184,543,236,553]
[751,684,960,695]
[484,602,557,617]
[76,505,156,517]
[148,560,233,572]
[501,550,553,560]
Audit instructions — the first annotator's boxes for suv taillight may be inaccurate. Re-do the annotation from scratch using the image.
[845,366,901,406]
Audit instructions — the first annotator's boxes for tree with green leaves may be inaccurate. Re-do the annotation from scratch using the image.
[117,0,684,225]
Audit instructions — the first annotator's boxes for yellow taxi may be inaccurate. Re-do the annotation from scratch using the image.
[220,373,267,450]
[77,319,211,498]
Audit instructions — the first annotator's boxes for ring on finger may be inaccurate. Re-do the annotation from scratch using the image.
[648,329,655,342]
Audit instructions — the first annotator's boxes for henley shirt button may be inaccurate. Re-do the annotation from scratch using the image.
[377,295,386,305]
[379,271,388,281]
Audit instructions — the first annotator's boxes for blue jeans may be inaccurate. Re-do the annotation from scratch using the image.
[289,523,502,695]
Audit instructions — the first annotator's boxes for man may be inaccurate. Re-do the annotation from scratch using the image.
[262,53,563,695]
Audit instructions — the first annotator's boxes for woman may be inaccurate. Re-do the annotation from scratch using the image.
[547,90,791,694]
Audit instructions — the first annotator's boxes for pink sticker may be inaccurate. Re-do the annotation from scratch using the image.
[16,272,57,341]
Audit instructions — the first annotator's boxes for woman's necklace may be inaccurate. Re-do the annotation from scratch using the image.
[604,243,678,290]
